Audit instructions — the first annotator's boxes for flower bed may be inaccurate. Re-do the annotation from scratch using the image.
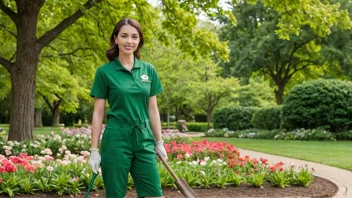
[0,128,315,197]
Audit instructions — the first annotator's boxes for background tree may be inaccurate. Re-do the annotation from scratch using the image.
[218,2,326,104]
[1,0,351,141]
[189,73,240,129]
[234,76,276,107]
[0,0,228,141]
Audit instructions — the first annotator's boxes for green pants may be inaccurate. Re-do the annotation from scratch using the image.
[100,119,163,198]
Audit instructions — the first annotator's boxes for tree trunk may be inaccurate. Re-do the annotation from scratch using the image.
[8,2,41,141]
[167,107,170,129]
[207,109,212,130]
[52,108,60,126]
[34,108,43,127]
[275,83,285,105]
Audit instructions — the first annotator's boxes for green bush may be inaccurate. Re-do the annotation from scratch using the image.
[213,106,258,130]
[186,122,211,132]
[274,128,336,141]
[73,123,89,128]
[335,130,352,140]
[281,79,352,132]
[252,106,281,130]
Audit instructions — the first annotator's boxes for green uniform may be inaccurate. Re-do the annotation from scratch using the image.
[90,57,164,198]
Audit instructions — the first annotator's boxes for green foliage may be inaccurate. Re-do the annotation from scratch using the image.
[218,1,332,104]
[263,0,352,40]
[252,106,281,130]
[294,166,315,187]
[186,122,211,132]
[274,128,336,141]
[246,172,266,188]
[281,79,352,132]
[213,106,258,130]
[335,130,352,140]
[268,171,290,188]
[234,77,276,107]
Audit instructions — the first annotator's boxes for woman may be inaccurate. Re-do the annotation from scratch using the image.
[88,18,167,198]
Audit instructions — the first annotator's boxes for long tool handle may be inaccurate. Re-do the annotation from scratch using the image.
[84,173,98,198]
[156,150,180,181]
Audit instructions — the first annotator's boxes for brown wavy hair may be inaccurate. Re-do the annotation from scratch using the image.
[106,18,144,61]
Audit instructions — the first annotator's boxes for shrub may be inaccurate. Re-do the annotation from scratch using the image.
[252,106,281,130]
[335,130,352,140]
[274,128,336,141]
[186,122,211,132]
[213,106,258,130]
[281,79,352,132]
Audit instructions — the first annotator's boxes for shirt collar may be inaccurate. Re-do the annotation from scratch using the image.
[113,57,141,70]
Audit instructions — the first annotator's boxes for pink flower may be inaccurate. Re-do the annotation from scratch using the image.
[177,154,183,160]
[24,164,36,173]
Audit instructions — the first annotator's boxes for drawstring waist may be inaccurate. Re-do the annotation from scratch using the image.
[106,119,151,146]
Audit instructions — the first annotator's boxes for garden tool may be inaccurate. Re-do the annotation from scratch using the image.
[156,150,197,198]
[84,172,98,198]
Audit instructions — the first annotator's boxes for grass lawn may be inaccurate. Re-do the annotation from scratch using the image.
[193,137,352,171]
[0,124,62,135]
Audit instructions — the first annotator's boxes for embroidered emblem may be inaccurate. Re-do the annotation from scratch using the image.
[141,75,150,82]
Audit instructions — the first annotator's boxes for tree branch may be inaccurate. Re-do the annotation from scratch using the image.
[42,47,92,58]
[36,0,102,51]
[287,62,313,79]
[0,56,12,72]
[0,23,16,37]
[9,52,16,62]
[39,92,53,112]
[0,1,17,24]
[287,38,315,66]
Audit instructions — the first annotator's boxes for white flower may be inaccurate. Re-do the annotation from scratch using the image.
[47,166,54,172]
[3,146,12,150]
[200,171,205,175]
[5,150,11,155]
[200,161,206,166]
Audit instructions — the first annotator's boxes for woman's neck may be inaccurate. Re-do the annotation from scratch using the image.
[118,55,134,71]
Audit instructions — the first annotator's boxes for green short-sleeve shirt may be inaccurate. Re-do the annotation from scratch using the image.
[90,57,163,122]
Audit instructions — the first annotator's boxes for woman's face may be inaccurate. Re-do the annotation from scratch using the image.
[114,24,140,56]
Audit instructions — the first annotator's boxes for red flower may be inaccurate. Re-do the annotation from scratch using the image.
[4,163,17,173]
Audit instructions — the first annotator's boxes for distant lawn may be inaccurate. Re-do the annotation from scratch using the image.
[193,137,352,171]
[0,124,62,135]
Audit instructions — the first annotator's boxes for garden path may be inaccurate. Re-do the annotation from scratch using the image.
[183,132,352,198]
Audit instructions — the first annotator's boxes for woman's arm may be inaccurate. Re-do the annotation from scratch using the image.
[91,98,106,149]
[148,96,162,141]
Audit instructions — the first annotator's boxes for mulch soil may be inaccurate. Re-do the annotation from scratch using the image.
[3,176,338,198]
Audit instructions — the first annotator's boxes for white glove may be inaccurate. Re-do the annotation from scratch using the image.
[88,150,101,174]
[155,140,168,161]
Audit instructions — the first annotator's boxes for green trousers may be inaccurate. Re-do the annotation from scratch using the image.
[100,119,163,198]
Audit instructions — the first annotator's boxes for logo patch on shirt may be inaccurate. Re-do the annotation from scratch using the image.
[141,75,150,82]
